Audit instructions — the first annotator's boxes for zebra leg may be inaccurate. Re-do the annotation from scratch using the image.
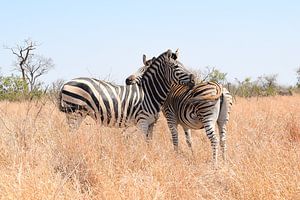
[165,115,179,151]
[66,111,87,131]
[146,113,159,140]
[203,122,218,166]
[137,112,160,141]
[183,128,192,148]
[184,128,194,155]
[147,123,154,140]
[137,121,151,141]
[169,123,179,152]
[217,120,227,161]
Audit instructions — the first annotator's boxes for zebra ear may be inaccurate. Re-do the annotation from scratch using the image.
[143,54,147,65]
[150,57,156,64]
[145,57,153,66]
[171,53,178,60]
[166,49,173,58]
[125,75,136,85]
[171,49,178,60]
[175,48,179,58]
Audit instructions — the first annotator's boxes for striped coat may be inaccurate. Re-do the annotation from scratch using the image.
[59,49,195,138]
[126,55,232,164]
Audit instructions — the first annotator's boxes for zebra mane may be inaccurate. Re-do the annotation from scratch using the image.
[139,50,168,79]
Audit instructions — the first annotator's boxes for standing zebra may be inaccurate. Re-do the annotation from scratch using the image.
[59,49,195,138]
[126,55,233,165]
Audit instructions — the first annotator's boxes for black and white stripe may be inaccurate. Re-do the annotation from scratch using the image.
[126,55,232,164]
[59,49,195,138]
[163,83,232,164]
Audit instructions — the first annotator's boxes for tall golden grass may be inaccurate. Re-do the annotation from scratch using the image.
[0,96,299,199]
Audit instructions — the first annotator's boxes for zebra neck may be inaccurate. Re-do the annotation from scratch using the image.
[141,73,171,114]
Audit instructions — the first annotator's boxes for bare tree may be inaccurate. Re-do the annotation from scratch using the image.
[24,54,54,91]
[6,38,54,91]
[257,74,278,90]
[7,39,36,83]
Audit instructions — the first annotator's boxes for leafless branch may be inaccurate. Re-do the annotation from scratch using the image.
[6,39,54,92]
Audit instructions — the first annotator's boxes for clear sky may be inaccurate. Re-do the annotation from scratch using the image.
[0,0,299,86]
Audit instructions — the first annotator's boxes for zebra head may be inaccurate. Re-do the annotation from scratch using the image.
[126,49,195,88]
[168,58,195,88]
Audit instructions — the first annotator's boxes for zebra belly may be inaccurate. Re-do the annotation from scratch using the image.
[96,104,138,128]
[177,110,205,130]
[179,118,204,130]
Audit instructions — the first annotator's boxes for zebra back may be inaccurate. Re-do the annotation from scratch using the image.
[188,81,223,101]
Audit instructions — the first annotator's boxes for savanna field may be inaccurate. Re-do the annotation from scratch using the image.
[0,95,299,200]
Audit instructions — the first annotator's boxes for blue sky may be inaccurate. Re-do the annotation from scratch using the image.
[0,0,299,86]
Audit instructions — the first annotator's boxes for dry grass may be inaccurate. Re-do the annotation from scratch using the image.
[0,96,299,200]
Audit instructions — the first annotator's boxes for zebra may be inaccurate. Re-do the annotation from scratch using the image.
[126,55,233,165]
[59,49,195,139]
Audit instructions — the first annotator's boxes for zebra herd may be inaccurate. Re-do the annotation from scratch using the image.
[59,49,232,165]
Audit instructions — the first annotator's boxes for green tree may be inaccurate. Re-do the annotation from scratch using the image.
[257,74,278,96]
[235,77,253,97]
[0,75,28,101]
[197,67,228,84]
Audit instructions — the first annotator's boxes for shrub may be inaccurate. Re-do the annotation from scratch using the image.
[0,75,28,101]
[0,75,46,101]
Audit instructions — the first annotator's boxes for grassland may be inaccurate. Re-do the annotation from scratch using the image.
[0,95,299,199]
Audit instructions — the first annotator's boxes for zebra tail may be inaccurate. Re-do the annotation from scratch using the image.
[218,88,232,122]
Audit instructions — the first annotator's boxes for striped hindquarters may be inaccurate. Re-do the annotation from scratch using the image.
[190,81,223,101]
